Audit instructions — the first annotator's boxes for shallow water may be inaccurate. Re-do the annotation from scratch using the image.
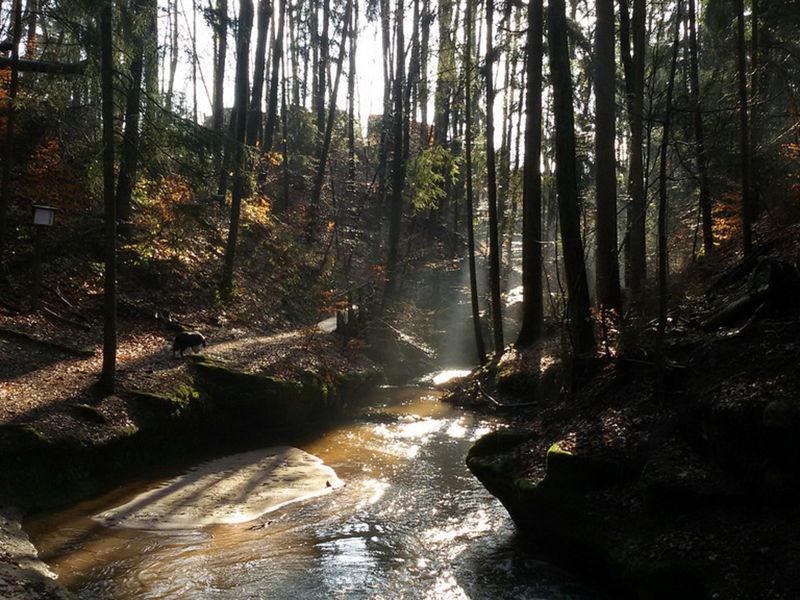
[27,386,602,599]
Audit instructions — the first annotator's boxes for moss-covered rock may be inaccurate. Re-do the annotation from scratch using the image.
[191,356,334,429]
[467,431,706,599]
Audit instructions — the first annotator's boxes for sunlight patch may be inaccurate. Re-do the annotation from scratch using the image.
[94,447,342,530]
[431,370,472,387]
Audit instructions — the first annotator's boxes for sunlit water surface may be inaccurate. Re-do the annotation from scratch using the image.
[27,386,602,599]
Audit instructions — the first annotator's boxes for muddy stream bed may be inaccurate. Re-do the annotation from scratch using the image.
[26,384,602,599]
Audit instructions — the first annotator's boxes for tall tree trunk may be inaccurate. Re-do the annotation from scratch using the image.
[0,0,22,259]
[144,0,158,102]
[433,0,453,147]
[212,0,228,173]
[165,0,179,110]
[263,0,286,152]
[310,0,352,209]
[404,0,420,160]
[116,0,146,233]
[620,0,646,293]
[516,0,543,348]
[687,0,713,254]
[192,0,198,122]
[419,0,431,143]
[548,0,594,354]
[247,0,272,145]
[497,0,514,244]
[736,0,754,255]
[750,0,760,211]
[384,0,405,299]
[314,0,329,152]
[657,0,682,362]
[485,0,504,354]
[464,0,486,363]
[288,0,299,107]
[594,0,621,312]
[220,0,254,299]
[377,0,392,208]
[100,0,117,394]
[281,47,291,209]
[347,2,357,185]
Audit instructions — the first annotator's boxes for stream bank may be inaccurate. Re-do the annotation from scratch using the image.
[454,251,800,599]
[0,323,384,598]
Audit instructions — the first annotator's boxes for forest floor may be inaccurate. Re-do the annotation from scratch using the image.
[0,312,376,443]
[450,219,800,599]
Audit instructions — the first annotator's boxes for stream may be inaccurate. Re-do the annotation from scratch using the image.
[27,384,602,599]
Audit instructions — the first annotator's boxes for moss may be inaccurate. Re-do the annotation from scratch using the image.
[467,432,705,599]
[190,355,340,429]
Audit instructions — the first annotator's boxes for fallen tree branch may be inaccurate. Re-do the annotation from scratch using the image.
[40,305,92,331]
[0,327,94,357]
[476,380,538,408]
[0,57,87,75]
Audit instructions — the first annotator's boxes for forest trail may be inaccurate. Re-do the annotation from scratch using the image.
[0,310,363,443]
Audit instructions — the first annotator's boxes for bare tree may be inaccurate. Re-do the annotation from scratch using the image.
[247,0,272,145]
[263,0,286,152]
[687,0,713,255]
[384,0,406,299]
[485,0,504,354]
[220,0,254,299]
[594,0,621,312]
[548,0,594,354]
[100,0,117,393]
[464,0,486,362]
[0,0,22,258]
[736,0,754,255]
[620,0,646,292]
[517,0,544,347]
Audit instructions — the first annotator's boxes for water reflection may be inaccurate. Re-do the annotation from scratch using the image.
[27,386,602,599]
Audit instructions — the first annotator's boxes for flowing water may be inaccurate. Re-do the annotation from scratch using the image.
[27,385,602,599]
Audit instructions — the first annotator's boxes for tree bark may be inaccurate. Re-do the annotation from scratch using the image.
[247,0,272,146]
[116,0,146,233]
[516,0,543,347]
[419,0,431,143]
[750,0,760,211]
[212,0,228,173]
[433,0,453,147]
[220,0,254,299]
[314,0,330,152]
[263,0,286,152]
[100,0,117,394]
[464,0,486,363]
[485,0,504,354]
[736,0,754,255]
[594,0,621,312]
[384,0,405,299]
[687,0,713,255]
[347,2,357,185]
[377,0,392,209]
[0,0,22,259]
[657,0,682,363]
[620,0,646,293]
[165,0,179,111]
[310,0,352,209]
[548,0,594,354]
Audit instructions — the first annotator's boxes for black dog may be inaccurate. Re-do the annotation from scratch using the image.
[172,331,206,357]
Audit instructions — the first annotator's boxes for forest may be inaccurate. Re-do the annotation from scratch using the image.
[0,0,799,597]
